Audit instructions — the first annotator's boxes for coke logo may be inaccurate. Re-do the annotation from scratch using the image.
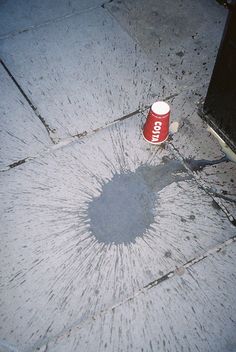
[151,121,162,142]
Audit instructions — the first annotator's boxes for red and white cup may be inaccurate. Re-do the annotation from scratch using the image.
[143,101,170,144]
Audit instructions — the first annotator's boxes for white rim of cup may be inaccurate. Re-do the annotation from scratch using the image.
[151,101,170,115]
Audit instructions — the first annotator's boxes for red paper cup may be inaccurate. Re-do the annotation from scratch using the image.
[143,101,170,144]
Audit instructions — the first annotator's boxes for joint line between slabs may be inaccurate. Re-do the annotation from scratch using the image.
[0,91,180,172]
[1,87,182,170]
[168,141,236,225]
[0,59,56,143]
[28,235,236,352]
[0,1,113,41]
[0,107,144,172]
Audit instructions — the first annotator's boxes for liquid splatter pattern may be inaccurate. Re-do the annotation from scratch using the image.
[1,118,235,351]
[87,158,191,245]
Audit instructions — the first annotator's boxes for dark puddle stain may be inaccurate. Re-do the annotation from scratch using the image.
[87,157,192,245]
[184,155,228,172]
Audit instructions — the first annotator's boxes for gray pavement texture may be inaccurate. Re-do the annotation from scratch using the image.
[0,0,236,352]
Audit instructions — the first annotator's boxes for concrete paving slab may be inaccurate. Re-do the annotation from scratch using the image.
[167,90,236,219]
[105,0,226,92]
[37,239,236,352]
[0,65,52,169]
[0,7,173,141]
[0,0,104,38]
[0,114,235,350]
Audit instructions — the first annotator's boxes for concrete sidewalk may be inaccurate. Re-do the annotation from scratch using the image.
[0,1,236,351]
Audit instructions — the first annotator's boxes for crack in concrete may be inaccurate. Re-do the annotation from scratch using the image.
[28,235,236,352]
